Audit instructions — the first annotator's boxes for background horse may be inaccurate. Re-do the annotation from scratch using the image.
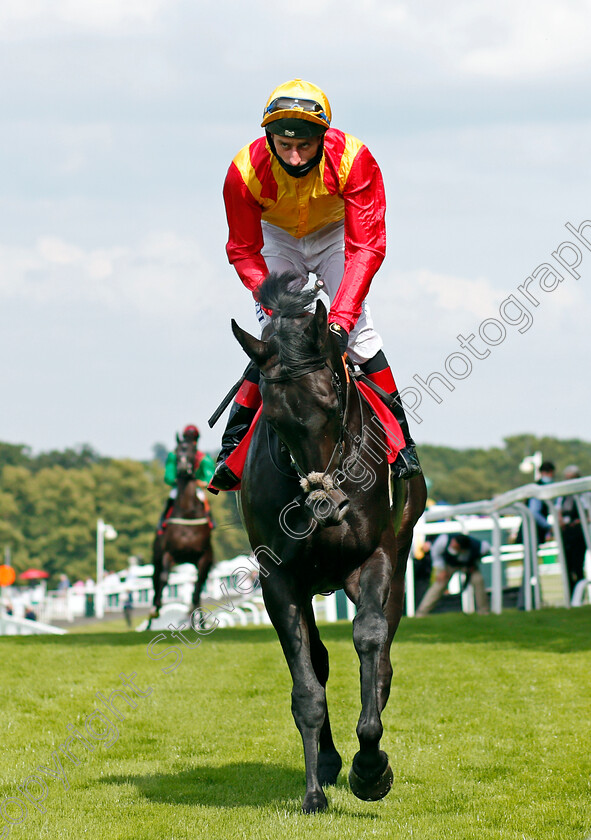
[233,272,426,813]
[149,437,214,623]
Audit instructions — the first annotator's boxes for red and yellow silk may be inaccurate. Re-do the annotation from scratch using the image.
[223,128,386,334]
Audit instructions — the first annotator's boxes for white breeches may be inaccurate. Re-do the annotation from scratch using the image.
[255,220,383,365]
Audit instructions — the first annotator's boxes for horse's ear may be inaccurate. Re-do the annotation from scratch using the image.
[306,299,328,349]
[231,319,271,367]
[176,432,181,444]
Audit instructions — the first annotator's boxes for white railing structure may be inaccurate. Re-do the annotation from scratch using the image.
[408,475,591,616]
[10,478,587,633]
[0,610,67,636]
[129,556,358,629]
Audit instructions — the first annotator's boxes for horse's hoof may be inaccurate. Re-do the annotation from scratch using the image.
[318,750,342,787]
[302,789,328,813]
[348,755,393,802]
[146,608,160,630]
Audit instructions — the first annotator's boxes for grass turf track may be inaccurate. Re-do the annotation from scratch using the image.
[1,607,590,840]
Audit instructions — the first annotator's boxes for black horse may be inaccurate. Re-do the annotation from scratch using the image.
[149,437,214,623]
[232,272,427,813]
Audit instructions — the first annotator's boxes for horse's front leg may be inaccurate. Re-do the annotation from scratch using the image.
[303,603,342,787]
[149,539,166,620]
[349,543,395,801]
[262,577,328,813]
[191,542,214,626]
[157,551,172,607]
[191,548,208,609]
[374,473,427,709]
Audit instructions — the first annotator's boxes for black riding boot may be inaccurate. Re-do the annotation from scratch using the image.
[360,350,422,481]
[389,394,423,480]
[209,402,259,492]
[157,496,175,533]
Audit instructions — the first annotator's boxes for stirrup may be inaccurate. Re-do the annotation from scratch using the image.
[390,444,422,480]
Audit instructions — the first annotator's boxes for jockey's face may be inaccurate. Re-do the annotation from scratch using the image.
[271,135,322,168]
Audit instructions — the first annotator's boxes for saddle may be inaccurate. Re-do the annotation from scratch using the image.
[211,376,403,492]
[159,489,213,533]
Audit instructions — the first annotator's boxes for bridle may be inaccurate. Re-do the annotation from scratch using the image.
[260,354,353,496]
[176,443,195,479]
[168,442,209,526]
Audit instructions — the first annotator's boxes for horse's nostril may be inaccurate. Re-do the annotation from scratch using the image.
[306,488,350,527]
[335,500,350,521]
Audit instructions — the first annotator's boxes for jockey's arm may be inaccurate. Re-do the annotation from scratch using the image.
[223,161,268,294]
[328,146,386,334]
[195,452,216,487]
[163,451,177,487]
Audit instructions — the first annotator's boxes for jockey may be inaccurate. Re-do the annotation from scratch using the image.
[210,78,422,492]
[158,424,216,530]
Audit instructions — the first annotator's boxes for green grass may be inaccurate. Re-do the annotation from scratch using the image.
[1,608,591,839]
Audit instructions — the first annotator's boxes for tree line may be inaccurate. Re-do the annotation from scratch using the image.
[1,434,590,585]
[0,441,249,585]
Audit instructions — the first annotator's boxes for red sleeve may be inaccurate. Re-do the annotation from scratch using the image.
[223,161,269,294]
[328,146,386,333]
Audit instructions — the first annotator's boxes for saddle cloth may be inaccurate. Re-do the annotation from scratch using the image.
[210,383,403,492]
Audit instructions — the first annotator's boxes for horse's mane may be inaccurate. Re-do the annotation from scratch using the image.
[256,272,325,373]
[256,271,317,318]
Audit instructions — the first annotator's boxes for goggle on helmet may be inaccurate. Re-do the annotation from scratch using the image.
[262,79,331,137]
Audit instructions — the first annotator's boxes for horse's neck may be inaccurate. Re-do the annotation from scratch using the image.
[174,478,203,514]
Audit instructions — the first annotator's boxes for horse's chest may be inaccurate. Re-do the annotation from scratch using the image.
[294,526,379,587]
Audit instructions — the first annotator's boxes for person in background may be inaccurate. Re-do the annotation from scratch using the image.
[122,556,139,629]
[415,533,491,617]
[516,460,555,609]
[158,424,216,531]
[528,461,556,543]
[123,590,134,628]
[556,465,590,599]
[412,539,434,608]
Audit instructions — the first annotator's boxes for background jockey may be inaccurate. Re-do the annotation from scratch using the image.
[158,424,216,531]
[210,78,422,492]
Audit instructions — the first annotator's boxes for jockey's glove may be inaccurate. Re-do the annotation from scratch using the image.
[329,322,349,355]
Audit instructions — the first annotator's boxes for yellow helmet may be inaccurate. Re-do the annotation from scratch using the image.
[261,79,331,136]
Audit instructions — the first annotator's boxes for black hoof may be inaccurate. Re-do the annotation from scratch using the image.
[349,752,393,802]
[318,750,342,787]
[302,789,328,813]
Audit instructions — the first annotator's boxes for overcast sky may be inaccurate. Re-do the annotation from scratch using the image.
[1,0,590,460]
